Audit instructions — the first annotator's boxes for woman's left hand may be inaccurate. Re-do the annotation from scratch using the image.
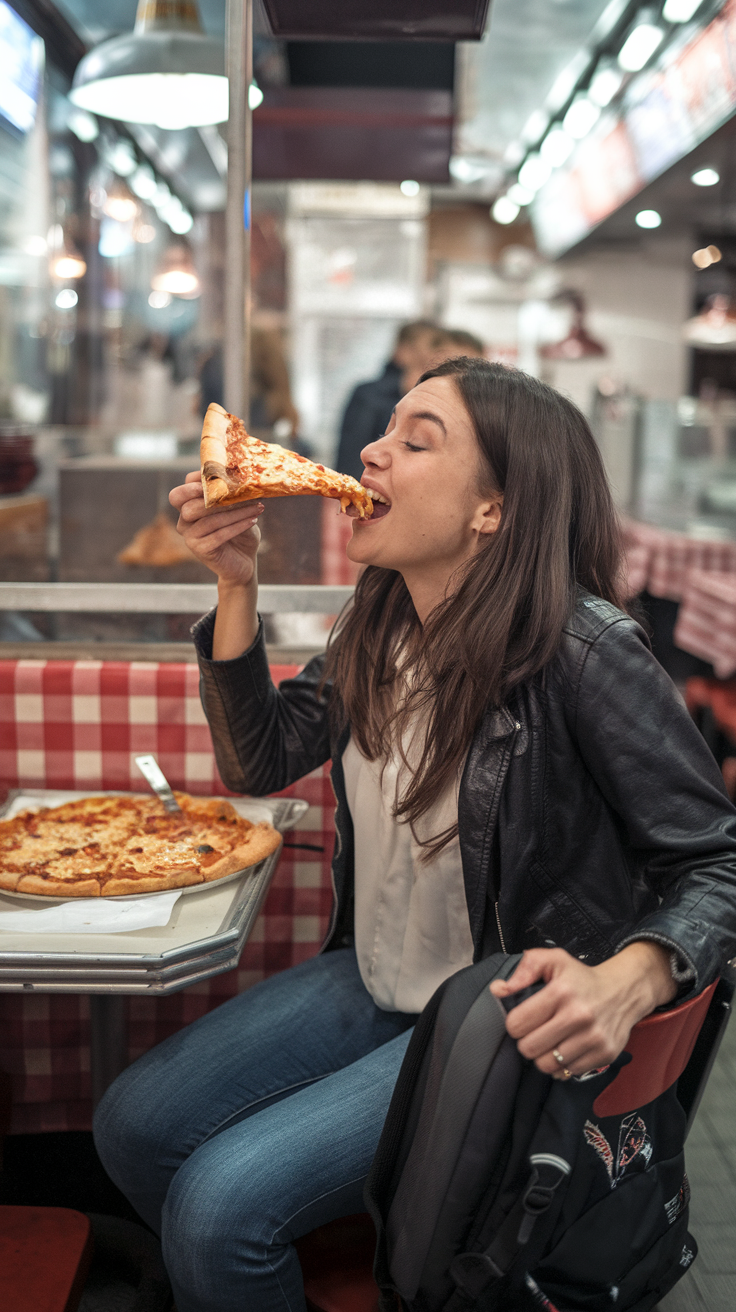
[489,942,678,1078]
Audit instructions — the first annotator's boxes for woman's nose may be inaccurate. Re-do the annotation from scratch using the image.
[360,434,390,469]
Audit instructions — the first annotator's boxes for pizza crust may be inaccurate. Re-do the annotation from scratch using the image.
[200,823,281,881]
[16,873,101,897]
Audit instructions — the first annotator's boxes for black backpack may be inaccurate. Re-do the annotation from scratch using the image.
[365,953,696,1312]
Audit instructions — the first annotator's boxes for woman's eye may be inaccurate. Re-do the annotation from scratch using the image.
[404,442,426,453]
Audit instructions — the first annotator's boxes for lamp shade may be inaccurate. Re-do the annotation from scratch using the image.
[683,295,736,348]
[70,0,227,130]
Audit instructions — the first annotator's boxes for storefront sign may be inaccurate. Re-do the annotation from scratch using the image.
[533,0,736,256]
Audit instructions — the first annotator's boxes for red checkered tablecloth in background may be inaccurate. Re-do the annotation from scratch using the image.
[321,498,360,587]
[675,570,736,679]
[621,518,736,601]
[0,659,336,1134]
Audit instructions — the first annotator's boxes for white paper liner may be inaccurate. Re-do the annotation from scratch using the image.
[0,890,182,934]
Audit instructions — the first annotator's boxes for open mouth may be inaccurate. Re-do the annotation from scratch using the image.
[349,492,391,520]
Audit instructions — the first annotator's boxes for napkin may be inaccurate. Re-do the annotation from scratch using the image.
[0,889,182,934]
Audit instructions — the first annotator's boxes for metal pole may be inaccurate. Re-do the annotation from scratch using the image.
[224,0,252,420]
[89,995,128,1107]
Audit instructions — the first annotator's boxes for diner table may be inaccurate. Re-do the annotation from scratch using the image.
[0,657,336,1134]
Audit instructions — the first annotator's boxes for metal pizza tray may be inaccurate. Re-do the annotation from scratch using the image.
[0,791,309,994]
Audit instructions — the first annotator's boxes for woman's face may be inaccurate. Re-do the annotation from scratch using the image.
[347,376,503,597]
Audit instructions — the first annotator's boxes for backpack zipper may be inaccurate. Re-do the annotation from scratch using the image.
[495,901,507,954]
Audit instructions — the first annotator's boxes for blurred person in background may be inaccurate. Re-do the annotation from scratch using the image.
[198,328,300,439]
[336,322,485,480]
[335,320,436,480]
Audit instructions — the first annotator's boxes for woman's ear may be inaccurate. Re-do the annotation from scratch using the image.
[475,495,504,537]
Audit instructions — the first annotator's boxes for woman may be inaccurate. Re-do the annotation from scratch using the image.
[94,359,736,1312]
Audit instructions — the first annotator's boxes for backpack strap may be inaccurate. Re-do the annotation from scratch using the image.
[447,1155,571,1305]
[387,985,511,1298]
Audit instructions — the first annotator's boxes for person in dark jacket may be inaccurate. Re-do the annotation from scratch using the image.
[337,324,487,481]
[335,319,441,480]
[94,359,736,1312]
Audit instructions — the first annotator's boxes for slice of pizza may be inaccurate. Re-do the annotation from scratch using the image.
[200,402,374,518]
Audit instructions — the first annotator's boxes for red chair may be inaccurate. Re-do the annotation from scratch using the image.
[0,1205,93,1312]
[296,981,728,1312]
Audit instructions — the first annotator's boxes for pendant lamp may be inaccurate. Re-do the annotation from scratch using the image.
[151,241,200,296]
[539,291,606,361]
[683,294,736,348]
[49,225,87,280]
[69,0,227,131]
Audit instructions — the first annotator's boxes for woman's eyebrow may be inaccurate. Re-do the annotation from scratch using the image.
[406,410,447,438]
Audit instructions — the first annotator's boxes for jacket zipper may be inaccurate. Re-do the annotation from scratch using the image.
[495,901,507,954]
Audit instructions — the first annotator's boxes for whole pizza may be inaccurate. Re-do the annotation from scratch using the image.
[0,793,281,897]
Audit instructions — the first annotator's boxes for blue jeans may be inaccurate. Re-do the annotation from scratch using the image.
[93,948,416,1312]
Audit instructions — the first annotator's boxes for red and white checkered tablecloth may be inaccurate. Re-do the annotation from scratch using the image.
[0,659,336,1134]
[621,518,736,601]
[675,570,736,679]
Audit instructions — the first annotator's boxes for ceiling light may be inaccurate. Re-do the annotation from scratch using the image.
[563,96,601,139]
[691,167,719,187]
[152,181,172,208]
[249,80,263,110]
[130,164,158,200]
[104,138,137,177]
[506,183,535,206]
[151,241,199,297]
[521,108,550,144]
[503,141,525,168]
[618,19,665,72]
[55,288,78,309]
[151,268,198,294]
[400,180,420,197]
[148,290,172,308]
[70,0,227,131]
[449,156,490,184]
[588,63,624,107]
[662,0,702,21]
[50,228,87,279]
[492,197,520,225]
[540,126,575,167]
[53,255,87,278]
[692,245,722,269]
[518,153,551,193]
[67,107,99,142]
[166,209,193,234]
[103,182,138,223]
[635,208,662,228]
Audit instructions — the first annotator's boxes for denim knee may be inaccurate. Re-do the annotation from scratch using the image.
[161,1141,271,1301]
[93,1060,166,1194]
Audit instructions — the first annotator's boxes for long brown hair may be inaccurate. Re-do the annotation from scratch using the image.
[324,358,625,857]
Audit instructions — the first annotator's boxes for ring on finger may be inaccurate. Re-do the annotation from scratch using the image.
[553,1048,565,1067]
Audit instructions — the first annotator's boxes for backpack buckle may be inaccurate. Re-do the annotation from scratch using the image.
[518,1154,571,1245]
[449,1251,505,1300]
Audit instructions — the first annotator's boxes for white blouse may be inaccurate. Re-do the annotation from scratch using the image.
[342,729,474,1014]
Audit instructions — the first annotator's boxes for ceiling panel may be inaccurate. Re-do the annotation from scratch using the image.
[455,0,616,167]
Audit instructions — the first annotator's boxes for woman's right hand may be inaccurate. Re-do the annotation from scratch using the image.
[169,472,264,589]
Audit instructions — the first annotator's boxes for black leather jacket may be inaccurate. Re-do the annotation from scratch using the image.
[193,593,736,1000]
